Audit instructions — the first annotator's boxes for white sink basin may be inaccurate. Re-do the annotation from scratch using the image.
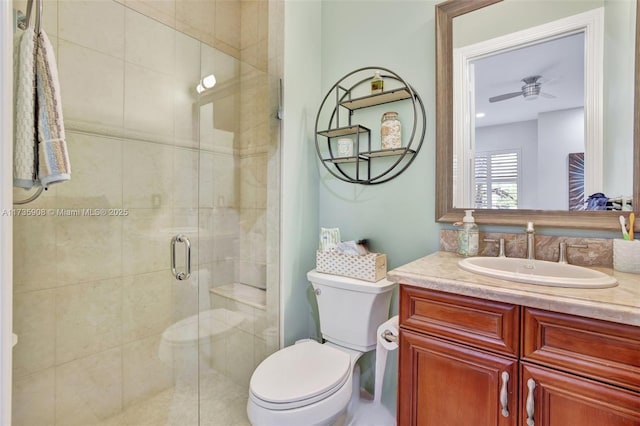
[458,257,617,288]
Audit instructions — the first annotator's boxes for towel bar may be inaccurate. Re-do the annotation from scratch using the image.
[16,0,42,33]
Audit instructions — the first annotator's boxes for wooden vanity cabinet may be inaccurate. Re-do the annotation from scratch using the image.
[398,285,640,426]
[398,286,520,426]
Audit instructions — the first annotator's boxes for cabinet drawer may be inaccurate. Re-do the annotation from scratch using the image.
[522,308,640,392]
[399,286,519,357]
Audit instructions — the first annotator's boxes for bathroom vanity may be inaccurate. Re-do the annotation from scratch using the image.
[388,252,640,426]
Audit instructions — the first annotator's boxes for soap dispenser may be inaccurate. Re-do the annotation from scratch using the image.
[457,210,479,257]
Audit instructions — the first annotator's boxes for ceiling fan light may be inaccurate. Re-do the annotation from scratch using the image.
[522,82,541,99]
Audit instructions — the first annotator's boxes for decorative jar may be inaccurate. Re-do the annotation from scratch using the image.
[381,112,401,150]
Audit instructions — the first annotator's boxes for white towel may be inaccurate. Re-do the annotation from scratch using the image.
[13,25,70,190]
[14,27,37,189]
[35,29,70,188]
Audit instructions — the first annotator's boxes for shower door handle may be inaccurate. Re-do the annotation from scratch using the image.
[171,234,191,281]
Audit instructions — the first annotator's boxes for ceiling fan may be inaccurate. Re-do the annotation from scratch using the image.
[488,75,556,103]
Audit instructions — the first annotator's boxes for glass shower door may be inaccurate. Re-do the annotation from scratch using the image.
[195,8,281,422]
[10,2,204,425]
[11,0,280,424]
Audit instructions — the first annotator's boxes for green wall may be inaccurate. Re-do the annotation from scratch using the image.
[319,1,440,273]
[319,0,440,413]
[282,0,322,346]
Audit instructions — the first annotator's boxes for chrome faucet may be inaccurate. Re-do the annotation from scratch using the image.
[525,222,535,260]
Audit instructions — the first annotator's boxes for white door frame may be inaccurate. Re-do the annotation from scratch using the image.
[0,1,14,424]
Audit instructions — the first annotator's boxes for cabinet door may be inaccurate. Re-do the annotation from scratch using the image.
[520,363,640,426]
[399,329,518,426]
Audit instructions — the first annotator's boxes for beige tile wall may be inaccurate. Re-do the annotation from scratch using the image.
[11,0,280,423]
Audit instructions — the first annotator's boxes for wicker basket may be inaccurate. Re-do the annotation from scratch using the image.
[613,239,640,274]
[316,250,387,282]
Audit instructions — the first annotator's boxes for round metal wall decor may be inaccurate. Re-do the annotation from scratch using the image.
[314,67,426,185]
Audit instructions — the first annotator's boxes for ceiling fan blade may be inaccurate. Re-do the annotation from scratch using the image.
[540,92,556,99]
[489,92,522,103]
[540,77,558,86]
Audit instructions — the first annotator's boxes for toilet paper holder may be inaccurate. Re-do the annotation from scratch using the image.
[381,329,398,343]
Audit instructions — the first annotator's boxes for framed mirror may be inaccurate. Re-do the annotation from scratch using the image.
[435,0,640,230]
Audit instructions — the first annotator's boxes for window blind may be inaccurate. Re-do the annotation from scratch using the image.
[474,150,519,209]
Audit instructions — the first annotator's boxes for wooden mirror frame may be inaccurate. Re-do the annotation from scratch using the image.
[435,0,640,231]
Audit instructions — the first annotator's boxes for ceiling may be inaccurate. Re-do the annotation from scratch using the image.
[472,32,585,128]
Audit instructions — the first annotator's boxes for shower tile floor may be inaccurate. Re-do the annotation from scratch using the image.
[97,369,250,426]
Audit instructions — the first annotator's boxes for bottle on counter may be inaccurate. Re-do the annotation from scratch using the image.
[371,70,384,94]
[457,209,479,257]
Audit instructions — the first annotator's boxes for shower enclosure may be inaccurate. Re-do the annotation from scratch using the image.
[9,0,282,424]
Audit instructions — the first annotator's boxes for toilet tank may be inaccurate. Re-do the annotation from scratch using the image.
[307,270,396,352]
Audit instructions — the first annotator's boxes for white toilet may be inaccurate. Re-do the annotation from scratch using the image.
[247,270,396,426]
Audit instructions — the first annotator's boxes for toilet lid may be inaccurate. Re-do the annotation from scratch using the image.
[250,340,351,405]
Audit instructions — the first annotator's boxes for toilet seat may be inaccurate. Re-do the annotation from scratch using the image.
[249,340,352,410]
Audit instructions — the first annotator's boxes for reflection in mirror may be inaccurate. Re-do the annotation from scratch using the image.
[435,0,640,229]
[474,34,586,211]
[453,12,600,211]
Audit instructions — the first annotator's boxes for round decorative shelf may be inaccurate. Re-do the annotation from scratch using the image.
[314,67,426,185]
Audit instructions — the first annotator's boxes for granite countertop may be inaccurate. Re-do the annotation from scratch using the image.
[388,251,640,327]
